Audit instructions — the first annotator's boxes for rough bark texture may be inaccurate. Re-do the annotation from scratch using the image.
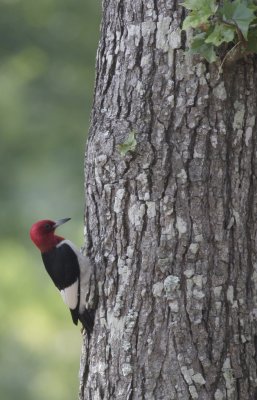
[80,1,257,399]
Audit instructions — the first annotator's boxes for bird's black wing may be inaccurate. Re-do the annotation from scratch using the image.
[42,243,80,290]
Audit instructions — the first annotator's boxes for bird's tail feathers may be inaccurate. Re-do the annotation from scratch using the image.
[79,309,95,336]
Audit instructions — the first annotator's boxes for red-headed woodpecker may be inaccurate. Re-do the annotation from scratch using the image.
[30,218,94,335]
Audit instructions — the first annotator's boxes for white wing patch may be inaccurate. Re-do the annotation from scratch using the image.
[57,240,93,312]
[60,280,78,310]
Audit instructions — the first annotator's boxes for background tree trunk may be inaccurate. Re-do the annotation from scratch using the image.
[80,0,257,399]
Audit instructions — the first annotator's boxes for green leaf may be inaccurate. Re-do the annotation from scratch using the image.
[181,0,201,10]
[246,28,257,52]
[248,4,257,11]
[232,4,255,38]
[220,0,239,19]
[183,13,205,29]
[190,33,217,62]
[205,23,235,46]
[118,131,137,156]
[182,0,218,29]
[182,0,217,12]
[221,0,255,39]
[199,44,217,62]
[239,0,257,11]
[190,32,207,47]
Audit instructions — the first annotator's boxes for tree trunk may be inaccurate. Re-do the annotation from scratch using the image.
[80,1,257,399]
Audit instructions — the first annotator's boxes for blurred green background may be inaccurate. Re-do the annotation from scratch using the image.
[0,1,100,399]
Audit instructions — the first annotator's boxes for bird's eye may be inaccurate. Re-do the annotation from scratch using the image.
[45,223,51,230]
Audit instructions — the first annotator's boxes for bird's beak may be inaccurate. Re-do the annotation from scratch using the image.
[53,218,71,229]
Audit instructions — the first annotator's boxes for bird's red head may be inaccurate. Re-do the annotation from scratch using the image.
[30,218,70,253]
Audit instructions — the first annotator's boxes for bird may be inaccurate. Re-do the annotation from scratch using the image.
[30,218,95,335]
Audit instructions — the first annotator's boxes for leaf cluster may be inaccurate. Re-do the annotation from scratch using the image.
[182,0,257,63]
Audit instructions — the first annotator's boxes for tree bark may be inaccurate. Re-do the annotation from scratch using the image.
[80,1,257,399]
